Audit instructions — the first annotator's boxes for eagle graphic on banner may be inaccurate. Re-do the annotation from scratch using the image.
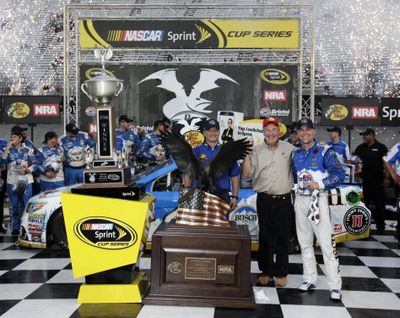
[138,68,238,134]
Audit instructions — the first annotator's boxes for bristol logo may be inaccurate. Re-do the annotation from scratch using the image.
[33,104,59,116]
[351,106,378,119]
[138,68,238,134]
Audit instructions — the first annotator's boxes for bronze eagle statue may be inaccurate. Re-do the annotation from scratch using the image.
[160,132,252,192]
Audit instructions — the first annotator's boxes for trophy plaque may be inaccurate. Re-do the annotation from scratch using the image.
[80,48,129,188]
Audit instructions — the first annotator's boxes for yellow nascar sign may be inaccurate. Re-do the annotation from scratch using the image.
[61,193,152,278]
[79,19,299,49]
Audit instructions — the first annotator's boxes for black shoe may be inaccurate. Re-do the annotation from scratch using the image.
[11,230,20,236]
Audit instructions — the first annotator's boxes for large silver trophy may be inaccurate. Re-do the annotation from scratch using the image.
[80,48,130,187]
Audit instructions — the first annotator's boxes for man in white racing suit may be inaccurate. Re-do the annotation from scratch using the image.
[292,118,345,301]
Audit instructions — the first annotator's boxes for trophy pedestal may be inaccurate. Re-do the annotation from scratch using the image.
[145,221,255,309]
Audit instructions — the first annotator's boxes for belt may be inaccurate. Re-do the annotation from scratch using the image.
[65,165,85,169]
[262,192,291,200]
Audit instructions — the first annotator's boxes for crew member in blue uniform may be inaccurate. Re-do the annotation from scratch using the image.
[326,126,350,164]
[137,117,171,164]
[37,132,65,192]
[0,128,36,235]
[59,123,96,186]
[292,117,345,301]
[0,138,8,233]
[183,118,240,208]
[115,115,140,166]
[384,138,400,239]
[11,125,40,195]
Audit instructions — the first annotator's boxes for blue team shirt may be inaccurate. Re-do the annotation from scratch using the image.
[115,128,140,152]
[384,142,400,175]
[292,141,345,194]
[0,143,36,184]
[192,142,240,192]
[326,139,350,163]
[137,132,162,161]
[36,144,65,182]
[59,131,96,167]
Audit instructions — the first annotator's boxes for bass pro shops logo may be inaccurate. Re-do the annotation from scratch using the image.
[74,217,137,250]
[344,206,371,235]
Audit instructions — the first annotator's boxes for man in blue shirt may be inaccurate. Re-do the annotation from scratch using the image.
[183,119,240,209]
[37,132,65,191]
[292,118,345,301]
[326,126,350,164]
[59,123,96,186]
[137,117,171,164]
[1,128,36,235]
[0,138,7,233]
[384,138,400,240]
[115,115,140,167]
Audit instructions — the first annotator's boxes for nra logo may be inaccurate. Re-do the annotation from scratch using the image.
[351,106,378,119]
[263,90,287,102]
[33,104,59,117]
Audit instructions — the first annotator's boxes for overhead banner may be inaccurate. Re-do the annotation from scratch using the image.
[1,96,61,124]
[321,97,380,126]
[79,19,299,49]
[380,98,400,126]
[79,64,298,134]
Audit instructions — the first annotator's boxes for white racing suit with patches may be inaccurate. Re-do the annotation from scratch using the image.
[292,142,345,291]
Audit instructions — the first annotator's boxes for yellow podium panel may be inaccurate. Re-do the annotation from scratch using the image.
[61,193,152,278]
[77,272,148,304]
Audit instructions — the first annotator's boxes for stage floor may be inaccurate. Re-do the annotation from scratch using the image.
[0,224,399,318]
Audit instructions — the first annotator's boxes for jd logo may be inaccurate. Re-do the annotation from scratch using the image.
[74,217,137,250]
[138,68,238,134]
[260,69,290,84]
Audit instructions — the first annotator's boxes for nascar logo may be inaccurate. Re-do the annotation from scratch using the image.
[108,30,164,42]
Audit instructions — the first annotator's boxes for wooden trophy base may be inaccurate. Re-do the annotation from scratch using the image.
[145,221,255,309]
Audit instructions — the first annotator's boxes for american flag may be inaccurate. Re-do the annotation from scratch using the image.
[176,188,230,227]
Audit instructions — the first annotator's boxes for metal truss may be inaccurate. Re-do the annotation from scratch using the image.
[64,3,314,126]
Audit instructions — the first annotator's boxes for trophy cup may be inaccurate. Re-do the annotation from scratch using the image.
[80,48,131,187]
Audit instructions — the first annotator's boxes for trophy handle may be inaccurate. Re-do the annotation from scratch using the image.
[115,81,124,96]
[81,82,92,100]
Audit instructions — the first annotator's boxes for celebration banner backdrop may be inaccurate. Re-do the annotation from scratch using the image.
[79,64,298,134]
[79,19,299,49]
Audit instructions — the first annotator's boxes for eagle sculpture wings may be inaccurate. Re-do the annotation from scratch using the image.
[160,132,252,192]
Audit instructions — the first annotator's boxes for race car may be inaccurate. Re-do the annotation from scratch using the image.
[17,160,371,249]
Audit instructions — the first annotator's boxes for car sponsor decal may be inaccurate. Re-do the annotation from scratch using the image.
[344,206,370,235]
